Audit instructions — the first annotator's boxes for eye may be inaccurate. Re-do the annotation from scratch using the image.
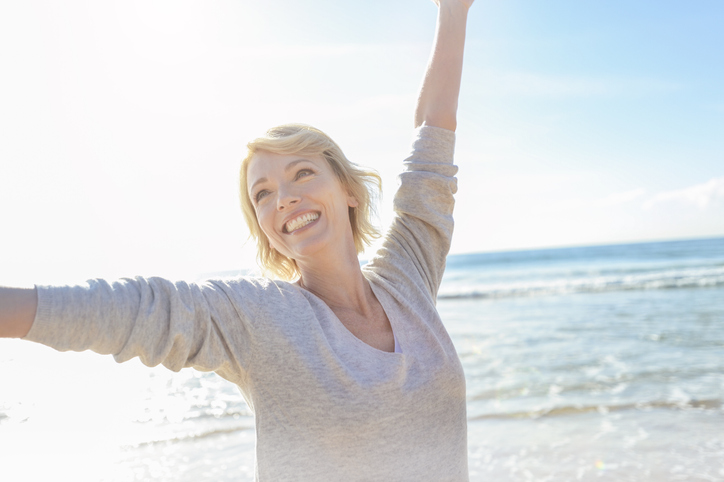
[295,168,314,180]
[254,189,270,203]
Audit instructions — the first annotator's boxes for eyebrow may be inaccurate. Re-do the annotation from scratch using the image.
[249,158,313,192]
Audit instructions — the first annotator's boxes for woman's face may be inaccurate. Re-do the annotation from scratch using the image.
[246,151,358,262]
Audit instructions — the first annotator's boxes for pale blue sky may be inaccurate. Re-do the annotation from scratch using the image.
[1,0,722,284]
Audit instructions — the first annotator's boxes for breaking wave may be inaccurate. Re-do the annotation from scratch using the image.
[438,265,724,300]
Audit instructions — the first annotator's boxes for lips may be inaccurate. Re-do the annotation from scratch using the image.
[283,212,320,234]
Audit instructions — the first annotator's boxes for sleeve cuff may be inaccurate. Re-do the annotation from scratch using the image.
[408,125,457,165]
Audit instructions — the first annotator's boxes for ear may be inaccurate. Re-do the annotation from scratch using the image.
[347,194,359,208]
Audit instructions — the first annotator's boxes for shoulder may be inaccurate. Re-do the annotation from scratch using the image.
[200,276,303,306]
[199,276,320,324]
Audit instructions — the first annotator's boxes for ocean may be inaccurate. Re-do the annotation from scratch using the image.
[1,237,723,481]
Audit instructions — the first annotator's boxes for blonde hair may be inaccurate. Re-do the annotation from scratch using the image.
[239,124,382,280]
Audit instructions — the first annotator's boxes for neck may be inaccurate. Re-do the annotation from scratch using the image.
[296,247,372,313]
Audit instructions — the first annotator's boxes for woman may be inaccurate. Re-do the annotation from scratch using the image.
[0,0,474,479]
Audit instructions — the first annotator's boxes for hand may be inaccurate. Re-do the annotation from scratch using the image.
[0,286,37,338]
[430,0,475,9]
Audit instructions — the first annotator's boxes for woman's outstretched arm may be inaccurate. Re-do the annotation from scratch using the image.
[414,0,474,131]
[0,287,37,338]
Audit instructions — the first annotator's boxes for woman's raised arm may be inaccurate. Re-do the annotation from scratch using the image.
[414,0,474,131]
[0,287,37,338]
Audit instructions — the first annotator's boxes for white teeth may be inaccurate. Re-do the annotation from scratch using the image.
[285,213,319,233]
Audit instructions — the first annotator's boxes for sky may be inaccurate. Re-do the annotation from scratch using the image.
[1,0,723,284]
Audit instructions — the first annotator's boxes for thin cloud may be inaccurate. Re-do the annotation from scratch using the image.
[596,188,647,207]
[643,176,724,210]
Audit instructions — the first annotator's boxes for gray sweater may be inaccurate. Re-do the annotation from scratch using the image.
[26,126,468,481]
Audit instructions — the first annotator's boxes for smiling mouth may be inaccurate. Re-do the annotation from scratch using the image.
[284,212,320,234]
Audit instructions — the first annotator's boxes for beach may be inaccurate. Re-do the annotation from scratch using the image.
[1,237,723,481]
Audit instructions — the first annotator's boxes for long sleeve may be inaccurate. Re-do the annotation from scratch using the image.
[24,276,257,383]
[367,125,457,300]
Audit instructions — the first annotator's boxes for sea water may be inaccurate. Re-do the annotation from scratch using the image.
[1,237,723,481]
[440,237,724,480]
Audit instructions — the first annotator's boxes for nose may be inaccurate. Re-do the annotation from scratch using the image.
[276,188,301,211]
